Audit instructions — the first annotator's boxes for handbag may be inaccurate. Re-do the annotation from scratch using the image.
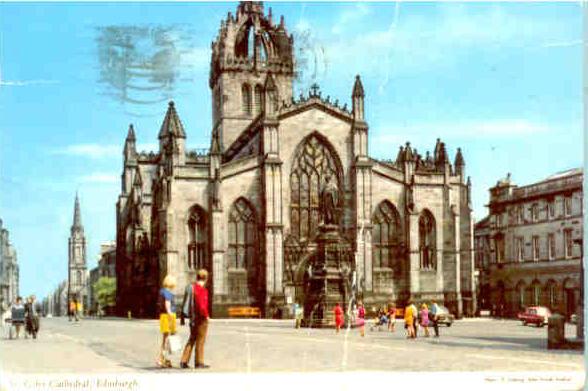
[167,335,182,354]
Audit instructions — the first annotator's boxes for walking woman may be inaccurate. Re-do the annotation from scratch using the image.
[334,303,344,333]
[420,303,430,337]
[404,301,415,339]
[357,301,366,337]
[10,297,25,339]
[388,303,397,332]
[157,275,177,368]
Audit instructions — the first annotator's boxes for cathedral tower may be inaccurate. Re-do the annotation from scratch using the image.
[68,193,87,305]
[209,1,294,149]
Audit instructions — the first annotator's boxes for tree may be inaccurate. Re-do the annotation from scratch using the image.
[94,277,116,311]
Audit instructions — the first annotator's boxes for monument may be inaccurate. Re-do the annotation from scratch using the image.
[303,176,355,328]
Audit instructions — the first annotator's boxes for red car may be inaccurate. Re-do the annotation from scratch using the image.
[517,306,551,327]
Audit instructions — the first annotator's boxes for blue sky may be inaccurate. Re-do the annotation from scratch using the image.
[0,2,583,299]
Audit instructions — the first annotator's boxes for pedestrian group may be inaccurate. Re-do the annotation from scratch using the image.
[5,295,42,340]
[155,268,210,370]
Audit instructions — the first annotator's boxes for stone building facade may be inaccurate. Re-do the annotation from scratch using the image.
[116,2,475,318]
[68,194,88,307]
[474,169,583,319]
[88,242,116,315]
[0,218,19,311]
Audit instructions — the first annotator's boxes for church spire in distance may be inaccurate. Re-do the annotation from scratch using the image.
[72,192,83,233]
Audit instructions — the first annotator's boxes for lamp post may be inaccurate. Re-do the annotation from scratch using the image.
[573,237,584,340]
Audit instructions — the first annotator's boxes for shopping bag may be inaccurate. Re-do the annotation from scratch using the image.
[167,335,182,354]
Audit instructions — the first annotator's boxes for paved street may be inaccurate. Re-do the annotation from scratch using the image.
[0,317,584,373]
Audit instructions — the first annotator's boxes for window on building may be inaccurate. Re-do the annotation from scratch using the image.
[372,201,402,269]
[516,281,526,309]
[532,236,540,261]
[564,196,572,216]
[419,210,437,269]
[227,198,257,269]
[531,281,541,305]
[495,234,505,263]
[241,84,252,115]
[548,199,555,219]
[516,237,524,262]
[548,233,555,260]
[564,229,573,258]
[254,85,263,115]
[546,281,558,309]
[187,206,207,270]
[531,203,539,222]
[290,134,341,242]
[517,205,524,224]
[495,213,503,228]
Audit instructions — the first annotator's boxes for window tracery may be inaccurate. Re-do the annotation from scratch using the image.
[290,134,342,242]
[228,198,256,269]
[187,206,207,270]
[419,210,436,269]
[372,201,403,269]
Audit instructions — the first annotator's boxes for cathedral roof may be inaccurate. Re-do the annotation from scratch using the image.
[158,101,186,139]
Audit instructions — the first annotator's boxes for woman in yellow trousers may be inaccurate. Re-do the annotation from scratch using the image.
[157,275,177,368]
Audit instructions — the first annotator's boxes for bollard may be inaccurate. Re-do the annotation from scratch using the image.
[547,313,565,349]
[127,310,132,320]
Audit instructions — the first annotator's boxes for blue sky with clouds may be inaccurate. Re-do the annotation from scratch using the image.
[0,2,583,299]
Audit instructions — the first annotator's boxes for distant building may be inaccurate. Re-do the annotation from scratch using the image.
[88,242,116,315]
[0,218,19,311]
[475,169,583,319]
[46,280,67,317]
[68,194,88,309]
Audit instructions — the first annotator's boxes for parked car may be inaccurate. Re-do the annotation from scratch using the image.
[517,306,551,327]
[436,305,455,327]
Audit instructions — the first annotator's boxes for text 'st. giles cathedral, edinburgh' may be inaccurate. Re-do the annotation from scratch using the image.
[115,2,475,322]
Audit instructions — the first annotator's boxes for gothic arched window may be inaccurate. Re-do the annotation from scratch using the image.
[419,209,436,269]
[290,133,342,242]
[372,201,403,269]
[254,85,263,115]
[242,84,252,115]
[228,198,256,269]
[77,270,82,285]
[187,205,207,270]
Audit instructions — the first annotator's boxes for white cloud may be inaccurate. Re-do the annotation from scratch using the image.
[372,119,552,145]
[331,3,372,35]
[54,142,160,159]
[318,3,578,78]
[54,144,120,159]
[0,79,59,87]
[79,173,119,183]
[542,39,582,48]
[180,47,211,72]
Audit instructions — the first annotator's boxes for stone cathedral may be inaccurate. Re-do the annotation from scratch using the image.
[116,2,475,319]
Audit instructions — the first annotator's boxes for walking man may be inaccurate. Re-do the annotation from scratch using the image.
[430,300,440,338]
[179,269,210,369]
